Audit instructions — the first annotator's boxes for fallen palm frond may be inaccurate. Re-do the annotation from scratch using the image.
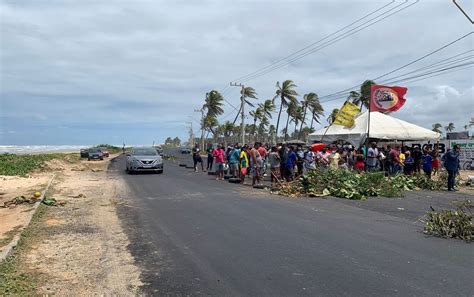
[422,200,473,242]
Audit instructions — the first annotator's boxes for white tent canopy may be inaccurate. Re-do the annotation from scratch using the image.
[309,111,440,146]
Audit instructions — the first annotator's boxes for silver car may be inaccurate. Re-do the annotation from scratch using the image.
[126,147,164,174]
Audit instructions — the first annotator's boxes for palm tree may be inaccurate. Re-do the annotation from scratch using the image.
[203,115,219,140]
[268,125,276,143]
[273,80,298,141]
[203,90,224,118]
[445,122,455,133]
[249,106,263,140]
[347,90,361,107]
[259,99,275,121]
[284,100,299,141]
[232,86,258,124]
[221,121,235,144]
[309,99,324,130]
[291,105,304,138]
[327,108,339,124]
[432,123,442,134]
[359,80,376,110]
[299,92,320,136]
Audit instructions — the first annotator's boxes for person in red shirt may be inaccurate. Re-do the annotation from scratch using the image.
[390,145,401,175]
[257,143,267,160]
[213,144,226,180]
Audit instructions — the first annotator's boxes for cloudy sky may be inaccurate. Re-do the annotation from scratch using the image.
[0,0,472,145]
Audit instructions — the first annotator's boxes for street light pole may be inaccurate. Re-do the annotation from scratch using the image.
[230,82,245,145]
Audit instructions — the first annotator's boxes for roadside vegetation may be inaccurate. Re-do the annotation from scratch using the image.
[277,169,449,199]
[0,153,79,176]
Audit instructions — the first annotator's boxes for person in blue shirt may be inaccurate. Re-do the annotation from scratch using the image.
[228,144,241,177]
[403,151,414,175]
[443,145,461,191]
[422,150,433,179]
[285,146,297,181]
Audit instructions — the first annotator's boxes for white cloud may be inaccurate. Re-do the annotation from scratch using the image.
[0,0,473,144]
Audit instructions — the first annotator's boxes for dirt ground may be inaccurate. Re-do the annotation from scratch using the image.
[1,155,142,295]
[0,175,51,249]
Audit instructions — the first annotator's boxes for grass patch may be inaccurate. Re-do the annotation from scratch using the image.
[0,205,48,295]
[0,153,79,176]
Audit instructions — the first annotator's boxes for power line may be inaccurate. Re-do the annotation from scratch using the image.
[239,0,419,83]
[232,0,396,83]
[319,61,473,104]
[318,31,474,100]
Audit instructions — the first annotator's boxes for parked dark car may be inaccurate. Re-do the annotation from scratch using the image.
[80,149,89,159]
[88,148,104,161]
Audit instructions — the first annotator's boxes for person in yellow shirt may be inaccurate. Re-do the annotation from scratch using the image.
[399,150,406,171]
[239,145,249,184]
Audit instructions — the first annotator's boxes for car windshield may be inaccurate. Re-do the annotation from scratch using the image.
[133,148,158,156]
[90,148,101,153]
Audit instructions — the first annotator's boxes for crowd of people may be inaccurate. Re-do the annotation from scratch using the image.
[192,141,462,191]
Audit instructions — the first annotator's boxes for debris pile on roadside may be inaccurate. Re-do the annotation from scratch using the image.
[422,200,473,242]
[273,169,449,200]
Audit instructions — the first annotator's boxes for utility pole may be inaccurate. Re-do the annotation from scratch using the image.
[230,82,245,145]
[185,121,194,148]
[194,108,205,152]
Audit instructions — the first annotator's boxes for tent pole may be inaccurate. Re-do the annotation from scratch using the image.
[365,108,371,156]
[320,124,332,142]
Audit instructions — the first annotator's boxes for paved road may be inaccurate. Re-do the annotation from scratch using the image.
[110,151,473,296]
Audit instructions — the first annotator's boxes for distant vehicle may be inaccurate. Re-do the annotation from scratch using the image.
[154,146,164,156]
[80,149,89,159]
[88,148,104,161]
[97,147,110,157]
[180,147,192,154]
[126,147,163,174]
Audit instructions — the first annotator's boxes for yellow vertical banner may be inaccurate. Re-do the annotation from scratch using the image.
[333,101,360,128]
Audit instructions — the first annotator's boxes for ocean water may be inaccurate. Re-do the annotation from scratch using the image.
[0,145,91,154]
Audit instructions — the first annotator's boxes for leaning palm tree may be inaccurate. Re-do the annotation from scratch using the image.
[232,86,258,124]
[203,90,224,118]
[309,99,324,130]
[299,92,319,136]
[259,99,275,121]
[327,108,339,124]
[273,80,298,141]
[445,122,455,133]
[432,123,442,134]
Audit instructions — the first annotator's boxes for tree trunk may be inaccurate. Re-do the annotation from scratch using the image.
[310,111,315,130]
[284,112,291,141]
[275,96,284,142]
[299,104,307,138]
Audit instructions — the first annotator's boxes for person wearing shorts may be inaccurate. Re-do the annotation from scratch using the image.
[192,144,204,172]
[213,144,225,180]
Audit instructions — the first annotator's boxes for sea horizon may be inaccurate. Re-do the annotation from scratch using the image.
[0,144,153,154]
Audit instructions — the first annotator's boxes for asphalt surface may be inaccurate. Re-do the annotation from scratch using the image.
[110,150,473,296]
